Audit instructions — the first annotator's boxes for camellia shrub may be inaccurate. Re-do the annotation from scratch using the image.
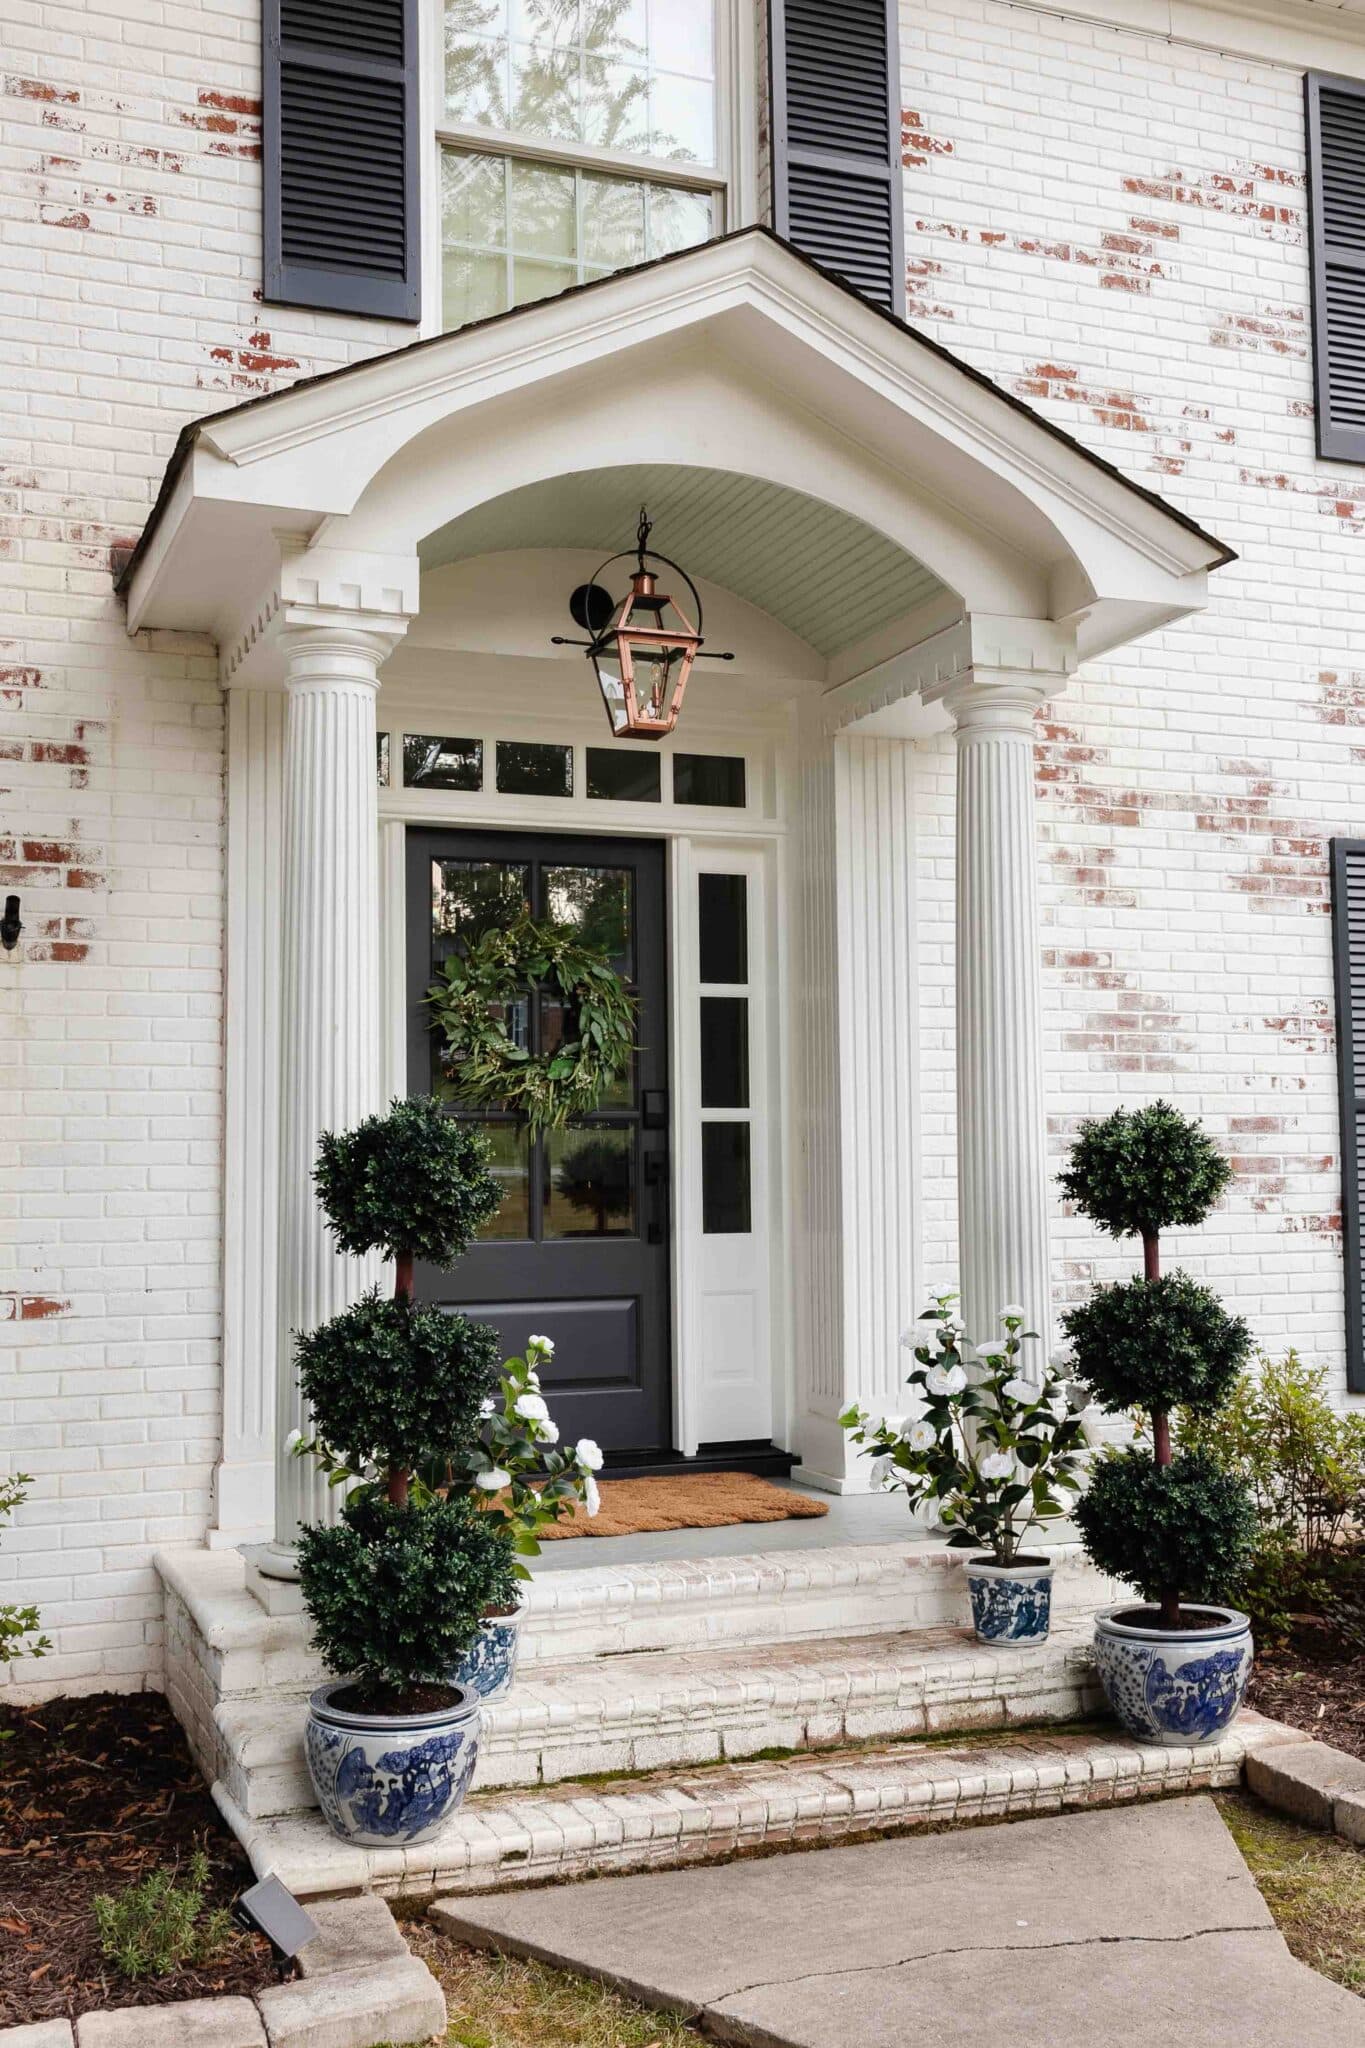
[1061,1102,1256,1629]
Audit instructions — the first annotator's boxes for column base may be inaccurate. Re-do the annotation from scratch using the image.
[248,1537,304,1594]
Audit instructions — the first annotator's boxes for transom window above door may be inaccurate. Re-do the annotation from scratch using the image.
[439,0,724,329]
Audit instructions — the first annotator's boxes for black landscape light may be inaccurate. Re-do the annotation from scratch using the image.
[233,1873,319,1962]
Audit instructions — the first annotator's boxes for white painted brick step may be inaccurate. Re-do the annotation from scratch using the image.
[215,1616,1104,1819]
[218,1711,1307,1902]
[158,1535,1119,1701]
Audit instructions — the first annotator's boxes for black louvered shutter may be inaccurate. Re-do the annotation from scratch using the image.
[263,0,420,321]
[1306,74,1365,462]
[768,0,903,315]
[1331,841,1365,1391]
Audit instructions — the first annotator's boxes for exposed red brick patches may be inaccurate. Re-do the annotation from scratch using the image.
[1043,946,1192,1073]
[0,1294,71,1320]
[1317,670,1365,726]
[902,111,955,166]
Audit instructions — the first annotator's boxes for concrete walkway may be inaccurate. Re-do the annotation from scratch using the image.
[432,1796,1363,2047]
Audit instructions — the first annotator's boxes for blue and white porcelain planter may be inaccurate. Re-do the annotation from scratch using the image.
[451,1600,525,1704]
[1092,1604,1253,1747]
[305,1680,481,1846]
[965,1556,1054,1644]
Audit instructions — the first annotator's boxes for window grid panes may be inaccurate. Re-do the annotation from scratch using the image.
[440,0,720,329]
[698,872,751,1236]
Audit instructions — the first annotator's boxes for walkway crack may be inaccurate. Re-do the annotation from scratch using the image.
[712,1923,1276,2005]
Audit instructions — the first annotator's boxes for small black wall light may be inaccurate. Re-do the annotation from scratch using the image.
[0,896,21,952]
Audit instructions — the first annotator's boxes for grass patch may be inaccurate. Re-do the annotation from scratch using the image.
[1217,1790,1365,1997]
[407,1920,700,2046]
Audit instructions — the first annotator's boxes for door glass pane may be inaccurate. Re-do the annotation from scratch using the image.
[700,996,748,1108]
[673,752,745,806]
[545,1125,636,1236]
[539,988,633,1107]
[698,873,746,984]
[543,865,632,972]
[433,859,530,947]
[586,746,661,802]
[496,740,573,796]
[404,735,483,790]
[702,1122,750,1233]
[469,1121,531,1239]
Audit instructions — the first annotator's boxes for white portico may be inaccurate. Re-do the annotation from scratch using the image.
[120,228,1230,1560]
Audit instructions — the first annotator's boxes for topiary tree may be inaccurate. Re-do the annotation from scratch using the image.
[1060,1102,1256,1630]
[295,1097,517,1712]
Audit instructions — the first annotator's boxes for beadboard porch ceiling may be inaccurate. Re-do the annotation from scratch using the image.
[418,465,947,660]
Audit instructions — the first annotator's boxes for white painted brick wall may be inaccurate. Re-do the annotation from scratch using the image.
[3,0,1364,1697]
[0,0,418,1700]
[901,4,1365,1401]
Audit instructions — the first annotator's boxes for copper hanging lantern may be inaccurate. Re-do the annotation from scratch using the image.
[553,508,733,741]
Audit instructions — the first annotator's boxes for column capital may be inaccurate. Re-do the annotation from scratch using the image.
[279,611,408,688]
[938,667,1063,737]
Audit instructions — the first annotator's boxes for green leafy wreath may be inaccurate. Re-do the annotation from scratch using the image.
[426,910,636,1133]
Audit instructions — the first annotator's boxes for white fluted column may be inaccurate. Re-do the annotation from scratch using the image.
[946,670,1059,1365]
[259,622,402,1573]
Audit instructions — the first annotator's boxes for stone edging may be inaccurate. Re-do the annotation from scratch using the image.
[0,1895,445,2048]
[1245,1738,1365,1846]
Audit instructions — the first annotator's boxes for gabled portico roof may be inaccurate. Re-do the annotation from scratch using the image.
[119,226,1232,676]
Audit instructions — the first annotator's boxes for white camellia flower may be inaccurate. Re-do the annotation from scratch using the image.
[907,1419,935,1451]
[999,1303,1025,1321]
[975,1342,1007,1361]
[899,1327,921,1350]
[926,1361,967,1397]
[515,1391,550,1425]
[979,1450,1014,1482]
[584,1473,601,1516]
[528,1334,555,1357]
[575,1437,605,1472]
[478,1395,498,1419]
[1002,1376,1035,1404]
[539,1418,560,1444]
[476,1467,512,1490]
[284,1428,303,1455]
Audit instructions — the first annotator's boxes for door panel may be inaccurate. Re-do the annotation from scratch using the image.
[406,828,672,1456]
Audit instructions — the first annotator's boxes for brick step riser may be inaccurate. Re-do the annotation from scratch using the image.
[221,1667,1105,1820]
[217,1717,1300,1902]
[190,1557,1120,1702]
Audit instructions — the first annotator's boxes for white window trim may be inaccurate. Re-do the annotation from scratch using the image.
[420,0,758,334]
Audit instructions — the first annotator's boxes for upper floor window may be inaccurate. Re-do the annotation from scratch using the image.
[439,0,723,330]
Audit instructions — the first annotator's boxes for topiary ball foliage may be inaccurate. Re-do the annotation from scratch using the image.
[298,1493,518,1699]
[1074,1448,1257,1607]
[1058,1101,1232,1241]
[1062,1271,1250,1419]
[296,1290,501,1473]
[314,1096,502,1265]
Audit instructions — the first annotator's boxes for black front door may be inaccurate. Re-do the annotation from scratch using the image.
[406,828,672,1457]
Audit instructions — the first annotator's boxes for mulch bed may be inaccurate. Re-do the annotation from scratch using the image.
[1248,1617,1365,1764]
[0,1691,276,2029]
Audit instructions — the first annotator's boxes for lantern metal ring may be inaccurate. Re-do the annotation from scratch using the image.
[552,508,733,741]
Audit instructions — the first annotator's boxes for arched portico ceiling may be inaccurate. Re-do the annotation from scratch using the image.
[419,466,944,659]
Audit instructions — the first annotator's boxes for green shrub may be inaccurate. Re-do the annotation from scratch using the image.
[314,1096,501,1271]
[93,1850,235,1982]
[1074,1448,1256,1607]
[296,1291,500,1482]
[298,1493,517,1704]
[1181,1348,1365,1556]
[1060,1103,1253,1629]
[1063,1272,1250,1419]
[0,1474,50,1690]
[1058,1100,1231,1250]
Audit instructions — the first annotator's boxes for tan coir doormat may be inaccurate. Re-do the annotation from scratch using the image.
[538,1470,830,1540]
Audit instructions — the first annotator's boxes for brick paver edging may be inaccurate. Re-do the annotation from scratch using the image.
[1245,1738,1365,1845]
[0,1896,445,2048]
